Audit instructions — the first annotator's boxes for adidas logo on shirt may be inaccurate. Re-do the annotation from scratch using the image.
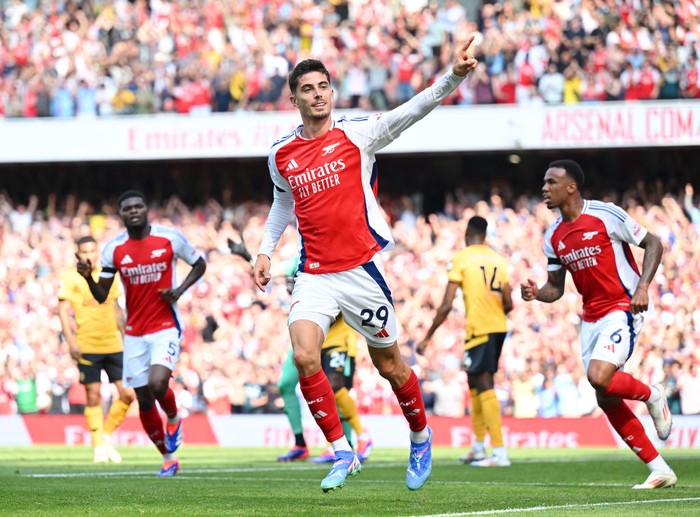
[373,328,390,338]
[557,241,566,251]
[285,158,299,171]
[121,254,133,264]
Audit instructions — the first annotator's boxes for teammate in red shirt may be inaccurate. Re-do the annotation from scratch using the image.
[253,36,478,492]
[77,190,206,477]
[521,160,676,490]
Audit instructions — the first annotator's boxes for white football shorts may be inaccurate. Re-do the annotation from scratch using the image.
[288,254,397,348]
[581,310,644,372]
[123,327,182,388]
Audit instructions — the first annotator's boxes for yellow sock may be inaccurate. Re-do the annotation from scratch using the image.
[335,387,364,436]
[479,389,504,448]
[84,405,104,447]
[104,399,131,436]
[470,388,486,442]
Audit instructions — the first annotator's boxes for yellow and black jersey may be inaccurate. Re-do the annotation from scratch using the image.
[322,316,358,358]
[58,269,123,354]
[447,244,509,348]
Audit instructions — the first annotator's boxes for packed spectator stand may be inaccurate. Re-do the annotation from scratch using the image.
[1,0,699,420]
[1,180,699,419]
[1,0,699,118]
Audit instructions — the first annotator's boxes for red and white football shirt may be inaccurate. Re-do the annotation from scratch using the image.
[100,225,201,336]
[543,200,647,322]
[259,70,464,274]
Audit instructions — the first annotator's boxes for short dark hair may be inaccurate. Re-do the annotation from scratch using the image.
[549,159,585,190]
[117,190,147,208]
[288,59,331,94]
[76,235,96,247]
[466,216,488,236]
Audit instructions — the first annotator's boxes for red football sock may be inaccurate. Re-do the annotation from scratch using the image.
[604,371,651,401]
[157,387,179,419]
[299,370,344,442]
[393,369,428,432]
[603,401,658,464]
[139,406,167,454]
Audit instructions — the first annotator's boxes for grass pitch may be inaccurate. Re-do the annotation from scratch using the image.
[1,446,698,516]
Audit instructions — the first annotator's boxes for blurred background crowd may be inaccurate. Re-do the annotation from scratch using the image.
[1,0,700,117]
[1,178,699,419]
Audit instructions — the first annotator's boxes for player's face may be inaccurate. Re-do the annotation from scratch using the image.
[76,241,99,265]
[542,167,575,209]
[119,196,148,229]
[290,71,333,121]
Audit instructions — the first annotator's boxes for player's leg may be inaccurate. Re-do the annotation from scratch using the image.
[598,393,676,488]
[276,348,309,462]
[462,374,486,463]
[78,355,107,463]
[290,318,359,491]
[340,255,430,490]
[102,352,135,463]
[586,312,671,440]
[367,343,432,490]
[147,328,183,459]
[583,315,674,488]
[124,332,178,476]
[469,334,509,467]
[288,273,360,491]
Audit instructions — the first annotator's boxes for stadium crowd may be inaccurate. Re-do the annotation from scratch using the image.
[1,180,699,419]
[1,0,700,118]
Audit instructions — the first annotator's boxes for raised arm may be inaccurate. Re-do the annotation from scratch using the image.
[520,267,566,304]
[370,36,478,151]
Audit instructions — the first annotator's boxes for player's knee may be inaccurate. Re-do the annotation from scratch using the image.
[292,349,320,374]
[587,371,611,392]
[148,379,169,399]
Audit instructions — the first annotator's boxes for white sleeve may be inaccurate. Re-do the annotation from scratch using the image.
[99,240,117,278]
[170,228,201,265]
[543,224,563,271]
[363,70,465,153]
[258,187,295,258]
[605,203,648,246]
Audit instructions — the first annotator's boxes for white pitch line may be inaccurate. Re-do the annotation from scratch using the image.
[23,469,700,490]
[407,498,700,517]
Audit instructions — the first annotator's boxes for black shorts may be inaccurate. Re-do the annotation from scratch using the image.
[321,346,356,390]
[78,352,124,385]
[463,333,506,374]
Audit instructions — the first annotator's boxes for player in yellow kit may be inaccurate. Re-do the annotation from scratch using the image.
[58,236,135,463]
[418,216,513,466]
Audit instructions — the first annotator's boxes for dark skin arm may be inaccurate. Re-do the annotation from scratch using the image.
[521,266,566,303]
[629,232,663,314]
[416,281,459,354]
[75,254,114,303]
[159,256,207,303]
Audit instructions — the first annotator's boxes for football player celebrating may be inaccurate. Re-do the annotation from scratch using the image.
[253,36,479,491]
[77,190,206,477]
[521,160,675,489]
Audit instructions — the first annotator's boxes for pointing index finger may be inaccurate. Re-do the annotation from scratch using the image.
[461,34,475,55]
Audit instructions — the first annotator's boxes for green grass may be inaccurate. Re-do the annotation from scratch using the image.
[1,446,698,516]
